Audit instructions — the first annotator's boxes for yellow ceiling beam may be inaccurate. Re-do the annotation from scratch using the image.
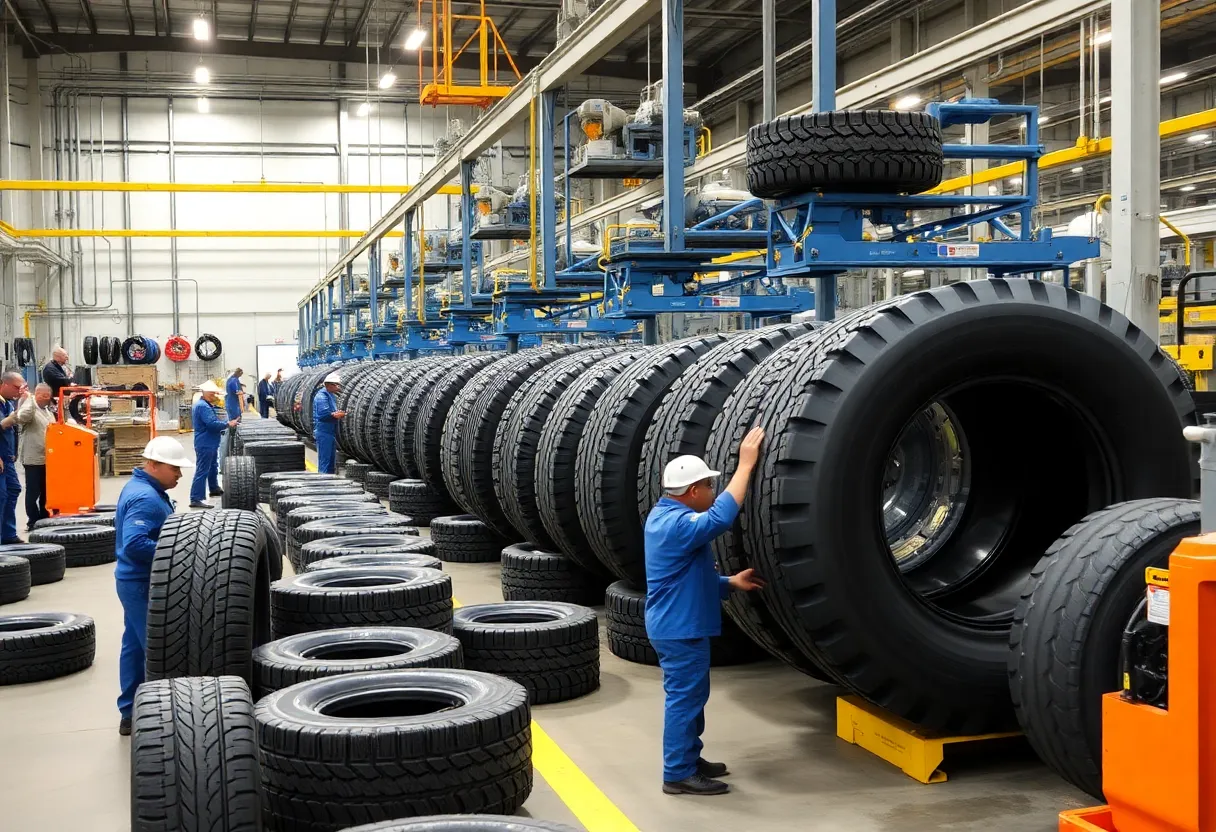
[0,180,467,195]
[6,228,407,238]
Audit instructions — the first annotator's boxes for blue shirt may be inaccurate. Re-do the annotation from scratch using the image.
[313,389,339,437]
[257,379,273,401]
[114,468,175,581]
[192,397,228,451]
[0,397,16,462]
[643,493,738,640]
[225,375,243,420]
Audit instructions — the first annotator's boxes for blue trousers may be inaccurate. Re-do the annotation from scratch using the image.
[652,637,712,782]
[316,431,336,474]
[1,460,21,542]
[190,446,219,502]
[259,401,271,419]
[116,577,150,718]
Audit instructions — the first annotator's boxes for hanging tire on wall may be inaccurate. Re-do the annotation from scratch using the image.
[745,110,945,198]
[81,336,99,366]
[0,612,96,684]
[99,335,122,365]
[195,333,222,362]
[13,337,34,367]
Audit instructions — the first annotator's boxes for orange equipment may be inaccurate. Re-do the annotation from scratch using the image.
[418,0,520,107]
[1058,536,1216,832]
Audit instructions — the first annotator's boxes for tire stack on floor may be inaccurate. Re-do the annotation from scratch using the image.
[242,439,307,477]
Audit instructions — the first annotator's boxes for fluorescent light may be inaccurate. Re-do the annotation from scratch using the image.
[193,65,210,85]
[378,71,397,90]
[902,269,925,277]
[1071,166,1084,174]
[1037,115,1049,125]
[1180,185,1197,192]
[192,16,211,40]
[1100,95,1112,104]
[1160,71,1188,86]
[356,101,371,117]
[1010,177,1023,186]
[1187,132,1210,144]
[1091,30,1111,46]
[197,97,210,113]
[404,28,427,51]
[893,94,921,110]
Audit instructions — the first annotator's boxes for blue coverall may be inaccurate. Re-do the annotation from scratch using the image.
[257,379,273,419]
[644,492,738,783]
[191,398,226,502]
[0,396,22,542]
[114,467,174,717]
[312,388,340,474]
[220,375,242,466]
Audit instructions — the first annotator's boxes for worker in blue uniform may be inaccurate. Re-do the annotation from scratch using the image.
[219,367,244,468]
[190,380,238,509]
[115,435,192,736]
[312,372,346,474]
[0,372,28,544]
[644,426,767,796]
[257,373,274,419]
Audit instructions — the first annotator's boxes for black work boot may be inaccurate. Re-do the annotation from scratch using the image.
[118,716,132,736]
[662,773,729,796]
[697,758,729,778]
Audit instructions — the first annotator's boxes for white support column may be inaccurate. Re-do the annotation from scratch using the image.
[1108,0,1160,339]
[890,17,914,63]
[883,268,897,300]
[965,65,990,282]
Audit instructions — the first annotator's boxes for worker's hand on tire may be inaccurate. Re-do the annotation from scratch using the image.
[228,419,240,428]
[728,568,766,592]
[738,426,765,469]
[332,411,346,420]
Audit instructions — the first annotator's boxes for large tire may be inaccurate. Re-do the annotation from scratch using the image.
[577,336,726,582]
[0,555,31,605]
[221,455,259,511]
[1010,498,1200,799]
[253,626,463,696]
[603,581,756,667]
[364,469,397,499]
[500,543,603,606]
[430,514,508,563]
[345,460,372,484]
[0,612,96,684]
[723,280,1195,733]
[335,817,578,832]
[396,362,461,478]
[256,670,532,831]
[285,504,390,566]
[292,515,418,564]
[307,552,441,572]
[99,335,122,365]
[2,543,66,585]
[243,440,306,476]
[82,335,99,365]
[388,479,456,526]
[535,351,642,577]
[145,510,273,686]
[130,676,260,832]
[380,359,449,478]
[746,110,944,198]
[413,354,504,496]
[34,512,117,528]
[299,533,437,568]
[364,363,416,474]
[260,470,345,503]
[270,566,452,637]
[29,524,115,567]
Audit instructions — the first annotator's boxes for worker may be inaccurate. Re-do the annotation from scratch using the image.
[115,435,192,736]
[16,383,54,530]
[42,347,71,400]
[190,380,238,509]
[257,373,274,419]
[225,368,245,421]
[645,426,767,797]
[0,373,27,544]
[312,372,346,474]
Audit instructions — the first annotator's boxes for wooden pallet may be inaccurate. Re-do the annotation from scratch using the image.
[111,449,145,476]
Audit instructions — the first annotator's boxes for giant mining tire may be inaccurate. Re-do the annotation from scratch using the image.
[717,279,1194,733]
[576,336,727,583]
[1009,498,1200,798]
[413,353,504,496]
[745,110,944,198]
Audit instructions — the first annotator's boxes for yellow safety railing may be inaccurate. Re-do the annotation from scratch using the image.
[1094,193,1192,267]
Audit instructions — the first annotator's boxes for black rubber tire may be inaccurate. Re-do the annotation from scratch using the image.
[29,524,116,567]
[500,543,604,606]
[535,351,642,577]
[33,512,117,528]
[577,336,727,582]
[243,440,306,476]
[255,669,532,830]
[13,337,33,367]
[275,493,381,545]
[195,333,222,362]
[364,469,397,499]
[0,612,96,684]
[284,504,389,567]
[145,511,273,686]
[221,456,259,511]
[260,470,344,503]
[379,359,450,478]
[413,354,504,497]
[253,626,463,696]
[453,602,599,704]
[99,335,122,365]
[430,514,508,563]
[292,515,418,567]
[395,361,461,478]
[270,566,453,638]
[495,347,629,545]
[257,510,286,583]
[300,534,438,569]
[746,110,944,198]
[604,581,756,667]
[723,280,1195,733]
[130,675,260,832]
[345,460,372,484]
[363,363,413,474]
[388,478,456,526]
[0,555,32,605]
[271,481,370,516]
[1010,498,1200,799]
[82,335,99,365]
[2,543,66,585]
[306,552,442,572]
[334,817,578,832]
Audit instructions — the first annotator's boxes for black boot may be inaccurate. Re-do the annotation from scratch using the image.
[119,716,132,736]
[662,773,729,796]
[697,758,729,778]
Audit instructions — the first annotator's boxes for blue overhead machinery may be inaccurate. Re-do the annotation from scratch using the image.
[564,82,701,180]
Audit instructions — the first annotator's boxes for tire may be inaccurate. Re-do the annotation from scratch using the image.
[285,504,391,568]
[395,361,460,478]
[221,456,259,511]
[334,817,578,832]
[535,351,642,577]
[195,333,223,362]
[29,524,116,567]
[276,494,381,545]
[0,612,96,684]
[256,670,532,831]
[99,335,122,365]
[364,469,396,499]
[413,354,504,496]
[500,543,603,606]
[725,279,1195,733]
[145,511,273,686]
[260,470,344,502]
[345,460,372,484]
[2,543,66,585]
[270,566,453,638]
[33,512,117,528]
[577,336,727,582]
[82,335,99,365]
[604,581,757,667]
[253,626,463,696]
[1009,498,1200,798]
[0,555,32,605]
[130,676,260,832]
[243,440,306,476]
[746,110,944,198]
[257,510,286,583]
[430,514,507,563]
[292,515,417,567]
[453,602,599,704]
[380,359,450,478]
[300,533,438,568]
[271,482,370,515]
[357,364,410,472]
[306,552,442,572]
[13,337,33,367]
[388,479,456,526]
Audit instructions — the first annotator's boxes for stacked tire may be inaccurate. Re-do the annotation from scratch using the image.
[243,440,306,477]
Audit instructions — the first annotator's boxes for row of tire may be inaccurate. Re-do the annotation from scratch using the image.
[285,279,1201,799]
[77,333,223,365]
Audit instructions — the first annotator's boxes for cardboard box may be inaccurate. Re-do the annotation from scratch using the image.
[96,365,158,392]
[109,398,134,414]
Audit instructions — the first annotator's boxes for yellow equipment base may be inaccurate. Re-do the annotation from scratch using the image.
[1058,806,1116,831]
[420,83,513,108]
[835,695,1021,784]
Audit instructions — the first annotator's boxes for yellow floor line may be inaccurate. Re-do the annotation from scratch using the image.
[304,459,317,471]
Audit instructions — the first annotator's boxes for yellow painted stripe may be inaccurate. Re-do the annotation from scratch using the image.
[305,459,317,472]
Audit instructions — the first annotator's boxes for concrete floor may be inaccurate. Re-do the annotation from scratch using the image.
[0,435,1094,832]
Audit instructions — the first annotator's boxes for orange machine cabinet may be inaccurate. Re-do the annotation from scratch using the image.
[45,422,100,516]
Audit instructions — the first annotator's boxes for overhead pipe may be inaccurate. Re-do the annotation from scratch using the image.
[24,277,202,335]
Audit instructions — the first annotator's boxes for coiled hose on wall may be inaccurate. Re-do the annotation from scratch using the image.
[121,336,161,365]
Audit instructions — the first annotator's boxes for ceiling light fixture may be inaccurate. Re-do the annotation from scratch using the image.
[356,101,372,117]
[193,16,211,40]
[404,29,427,51]
[1160,71,1188,86]
[1180,185,1197,192]
[893,94,921,110]
[378,71,397,90]
[1038,115,1049,125]
[1091,30,1112,46]
[1010,177,1023,186]
[1100,95,1112,104]
[193,65,210,85]
[902,269,926,277]
[1071,166,1084,173]
[197,97,210,113]
[1187,132,1210,144]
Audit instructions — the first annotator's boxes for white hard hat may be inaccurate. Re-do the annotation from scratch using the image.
[662,455,720,491]
[197,380,222,394]
[324,372,342,384]
[142,436,194,467]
